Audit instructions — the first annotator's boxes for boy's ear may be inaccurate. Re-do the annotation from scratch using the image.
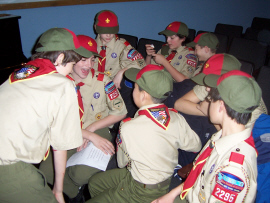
[219,100,225,113]
[54,53,65,66]
[94,24,97,31]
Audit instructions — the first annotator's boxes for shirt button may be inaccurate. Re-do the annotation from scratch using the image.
[236,148,240,152]
[202,185,204,189]
[121,188,124,191]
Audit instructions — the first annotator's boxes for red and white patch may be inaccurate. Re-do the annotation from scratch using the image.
[108,89,119,100]
[187,59,197,68]
[212,183,238,203]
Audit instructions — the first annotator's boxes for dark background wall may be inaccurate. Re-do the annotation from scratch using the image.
[1,0,270,58]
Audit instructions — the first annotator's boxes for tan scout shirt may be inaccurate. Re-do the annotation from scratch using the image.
[152,45,199,78]
[94,35,145,79]
[0,73,82,165]
[186,128,257,203]
[116,104,201,184]
[193,84,268,128]
[78,69,127,128]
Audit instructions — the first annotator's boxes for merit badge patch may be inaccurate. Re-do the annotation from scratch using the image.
[95,113,102,120]
[105,81,119,100]
[127,49,144,61]
[187,59,197,68]
[14,65,39,80]
[185,54,197,61]
[93,92,100,99]
[111,52,117,58]
[113,98,123,109]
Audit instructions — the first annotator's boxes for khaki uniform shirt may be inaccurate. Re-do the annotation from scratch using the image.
[0,71,82,165]
[78,69,127,128]
[151,45,200,78]
[94,35,145,79]
[186,128,257,203]
[116,104,201,184]
[193,84,268,128]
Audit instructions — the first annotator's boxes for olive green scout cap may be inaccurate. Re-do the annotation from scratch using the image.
[75,35,101,58]
[204,70,261,113]
[187,32,219,49]
[95,10,119,34]
[35,28,81,52]
[158,21,189,37]
[125,64,173,99]
[191,53,241,85]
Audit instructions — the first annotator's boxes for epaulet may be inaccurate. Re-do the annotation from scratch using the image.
[124,41,130,47]
[115,34,119,41]
[123,117,131,122]
[97,73,105,81]
[169,108,178,113]
[229,152,245,165]
[184,46,194,51]
[161,45,170,56]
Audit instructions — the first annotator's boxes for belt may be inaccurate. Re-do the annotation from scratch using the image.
[135,178,171,189]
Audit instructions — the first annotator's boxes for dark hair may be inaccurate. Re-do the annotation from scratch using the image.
[138,86,170,104]
[209,88,257,125]
[31,50,82,65]
[176,33,186,39]
[198,44,217,54]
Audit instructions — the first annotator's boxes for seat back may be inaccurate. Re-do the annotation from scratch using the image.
[251,17,270,31]
[239,59,254,75]
[214,33,229,53]
[215,23,243,46]
[228,37,267,70]
[117,33,138,49]
[137,38,165,59]
[185,28,196,44]
[256,66,270,113]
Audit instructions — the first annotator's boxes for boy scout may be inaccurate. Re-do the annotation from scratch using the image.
[174,53,267,128]
[39,35,127,201]
[145,21,198,82]
[87,64,201,203]
[0,28,83,203]
[153,70,260,203]
[93,10,145,117]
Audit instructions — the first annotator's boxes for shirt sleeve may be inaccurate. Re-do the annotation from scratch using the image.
[116,121,130,168]
[178,52,198,78]
[193,85,208,101]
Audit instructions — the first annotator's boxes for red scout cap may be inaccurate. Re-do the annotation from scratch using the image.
[75,35,101,58]
[191,53,241,85]
[204,70,261,113]
[95,10,119,34]
[125,64,173,99]
[158,21,189,37]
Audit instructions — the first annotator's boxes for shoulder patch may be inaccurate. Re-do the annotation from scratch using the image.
[229,152,245,165]
[127,49,144,61]
[185,54,197,61]
[104,81,119,100]
[97,73,105,81]
[14,65,39,80]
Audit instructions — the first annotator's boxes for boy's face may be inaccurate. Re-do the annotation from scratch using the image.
[57,62,76,76]
[72,56,95,81]
[100,34,114,45]
[166,35,184,50]
[195,44,207,61]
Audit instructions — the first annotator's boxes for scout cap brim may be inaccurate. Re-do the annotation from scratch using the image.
[125,68,140,82]
[191,72,206,85]
[186,41,196,48]
[203,74,220,87]
[158,30,176,36]
[75,47,101,58]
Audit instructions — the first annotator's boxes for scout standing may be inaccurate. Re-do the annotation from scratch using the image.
[153,70,261,203]
[86,64,201,203]
[93,10,145,117]
[39,35,127,201]
[145,21,199,82]
[0,28,83,203]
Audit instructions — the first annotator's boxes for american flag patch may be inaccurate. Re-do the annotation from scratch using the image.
[14,65,38,79]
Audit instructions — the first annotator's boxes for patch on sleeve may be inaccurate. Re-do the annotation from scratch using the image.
[229,152,245,165]
[185,54,197,61]
[187,59,197,68]
[212,182,238,203]
[105,81,119,100]
[127,49,144,61]
[14,65,39,80]
[113,98,124,109]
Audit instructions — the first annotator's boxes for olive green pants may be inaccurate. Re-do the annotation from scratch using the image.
[0,161,57,203]
[39,127,112,198]
[87,168,170,203]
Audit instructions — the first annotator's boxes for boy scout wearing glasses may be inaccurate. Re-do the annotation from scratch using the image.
[39,35,127,201]
[86,64,201,203]
[153,70,260,203]
[0,28,83,203]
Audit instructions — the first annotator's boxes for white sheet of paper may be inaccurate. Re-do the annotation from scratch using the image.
[66,142,111,171]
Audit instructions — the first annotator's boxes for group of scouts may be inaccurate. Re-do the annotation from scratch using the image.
[0,9,267,203]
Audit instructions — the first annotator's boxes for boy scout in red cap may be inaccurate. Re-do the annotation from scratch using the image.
[153,70,260,203]
[145,21,199,82]
[39,35,127,201]
[0,28,84,203]
[86,64,201,203]
[93,10,145,117]
[174,53,267,129]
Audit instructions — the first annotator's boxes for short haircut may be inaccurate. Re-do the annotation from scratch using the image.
[31,50,82,65]
[208,88,257,125]
[176,33,186,40]
[198,44,218,54]
[138,86,171,104]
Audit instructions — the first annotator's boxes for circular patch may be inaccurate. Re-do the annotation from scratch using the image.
[95,113,103,120]
[111,53,117,58]
[113,98,123,109]
[93,92,100,99]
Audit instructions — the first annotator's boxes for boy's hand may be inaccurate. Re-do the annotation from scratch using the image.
[113,71,123,89]
[152,54,167,66]
[88,132,115,155]
[77,138,89,152]
[145,44,156,56]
